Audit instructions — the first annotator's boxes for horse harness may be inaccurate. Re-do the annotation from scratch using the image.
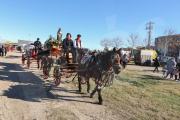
[83,52,118,87]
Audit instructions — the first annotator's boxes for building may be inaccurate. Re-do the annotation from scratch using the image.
[155,34,180,56]
[136,46,154,50]
[5,41,18,49]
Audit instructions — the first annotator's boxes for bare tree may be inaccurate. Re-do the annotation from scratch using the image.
[127,33,140,54]
[161,29,176,56]
[100,38,112,49]
[141,38,148,49]
[112,37,123,49]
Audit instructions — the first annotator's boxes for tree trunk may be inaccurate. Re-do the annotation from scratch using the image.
[164,43,167,56]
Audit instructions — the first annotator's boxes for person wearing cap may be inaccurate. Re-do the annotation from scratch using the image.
[73,34,85,62]
[63,33,75,63]
[34,38,42,54]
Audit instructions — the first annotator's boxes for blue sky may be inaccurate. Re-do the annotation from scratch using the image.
[0,0,180,50]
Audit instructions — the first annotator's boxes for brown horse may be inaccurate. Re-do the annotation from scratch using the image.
[78,48,121,104]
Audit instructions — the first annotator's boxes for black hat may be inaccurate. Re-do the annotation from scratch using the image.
[77,34,81,37]
[37,38,40,40]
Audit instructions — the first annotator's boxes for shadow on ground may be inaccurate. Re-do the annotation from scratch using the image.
[0,62,97,104]
[3,55,22,59]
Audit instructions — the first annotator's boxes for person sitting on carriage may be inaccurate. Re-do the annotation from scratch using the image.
[73,34,85,62]
[34,38,42,54]
[63,33,76,63]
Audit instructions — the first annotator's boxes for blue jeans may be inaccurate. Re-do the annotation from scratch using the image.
[166,69,170,77]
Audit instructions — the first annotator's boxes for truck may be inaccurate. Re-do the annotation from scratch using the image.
[134,49,158,66]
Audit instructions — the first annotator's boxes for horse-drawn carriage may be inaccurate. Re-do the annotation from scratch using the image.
[40,44,85,86]
[21,43,43,68]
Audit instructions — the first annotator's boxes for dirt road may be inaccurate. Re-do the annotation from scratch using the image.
[0,51,122,120]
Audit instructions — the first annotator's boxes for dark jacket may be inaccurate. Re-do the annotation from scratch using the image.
[34,41,41,48]
[154,58,160,66]
[63,38,74,49]
[177,63,180,71]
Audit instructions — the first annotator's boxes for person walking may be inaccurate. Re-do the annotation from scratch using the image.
[165,58,175,78]
[153,57,160,72]
[123,54,128,70]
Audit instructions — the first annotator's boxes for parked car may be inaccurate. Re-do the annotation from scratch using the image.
[159,56,172,67]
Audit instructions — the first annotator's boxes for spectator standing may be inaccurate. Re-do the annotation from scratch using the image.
[176,57,180,81]
[169,65,175,79]
[172,57,176,67]
[174,66,179,81]
[4,47,7,56]
[162,65,167,78]
[122,54,128,70]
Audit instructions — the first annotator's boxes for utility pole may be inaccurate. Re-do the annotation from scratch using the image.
[146,21,155,50]
[29,34,31,41]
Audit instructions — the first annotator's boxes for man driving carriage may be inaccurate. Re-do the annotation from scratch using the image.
[34,38,42,54]
[63,33,76,63]
[74,34,85,62]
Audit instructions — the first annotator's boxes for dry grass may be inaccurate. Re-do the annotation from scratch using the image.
[71,66,180,120]
[47,106,80,120]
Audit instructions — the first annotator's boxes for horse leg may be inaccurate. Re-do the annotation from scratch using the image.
[90,85,97,98]
[40,58,43,70]
[97,86,103,105]
[87,79,91,93]
[78,74,82,92]
[37,58,40,69]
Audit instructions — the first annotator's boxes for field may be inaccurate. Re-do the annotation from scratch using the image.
[71,65,180,120]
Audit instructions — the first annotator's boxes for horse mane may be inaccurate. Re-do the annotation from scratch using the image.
[96,51,112,71]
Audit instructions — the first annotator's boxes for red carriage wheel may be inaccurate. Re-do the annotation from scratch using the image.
[22,55,25,66]
[27,57,30,68]
[42,56,49,79]
[53,66,61,86]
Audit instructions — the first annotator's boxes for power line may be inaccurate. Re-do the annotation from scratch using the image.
[146,21,155,49]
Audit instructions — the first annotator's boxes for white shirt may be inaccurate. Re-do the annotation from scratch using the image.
[123,56,128,62]
[74,40,83,49]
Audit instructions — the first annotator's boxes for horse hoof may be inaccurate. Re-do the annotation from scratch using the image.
[90,94,93,98]
[99,100,103,105]
[87,90,91,93]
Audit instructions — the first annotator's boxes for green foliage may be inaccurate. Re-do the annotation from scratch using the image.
[44,35,63,50]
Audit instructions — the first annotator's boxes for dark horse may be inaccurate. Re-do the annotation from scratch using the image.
[78,48,121,105]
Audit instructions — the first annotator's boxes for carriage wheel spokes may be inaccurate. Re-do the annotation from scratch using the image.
[53,66,61,86]
[42,56,49,79]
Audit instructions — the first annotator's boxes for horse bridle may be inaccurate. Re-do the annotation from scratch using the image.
[111,53,121,68]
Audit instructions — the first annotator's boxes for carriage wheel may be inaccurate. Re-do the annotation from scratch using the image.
[22,55,25,66]
[42,56,49,79]
[53,66,61,86]
[27,57,30,68]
